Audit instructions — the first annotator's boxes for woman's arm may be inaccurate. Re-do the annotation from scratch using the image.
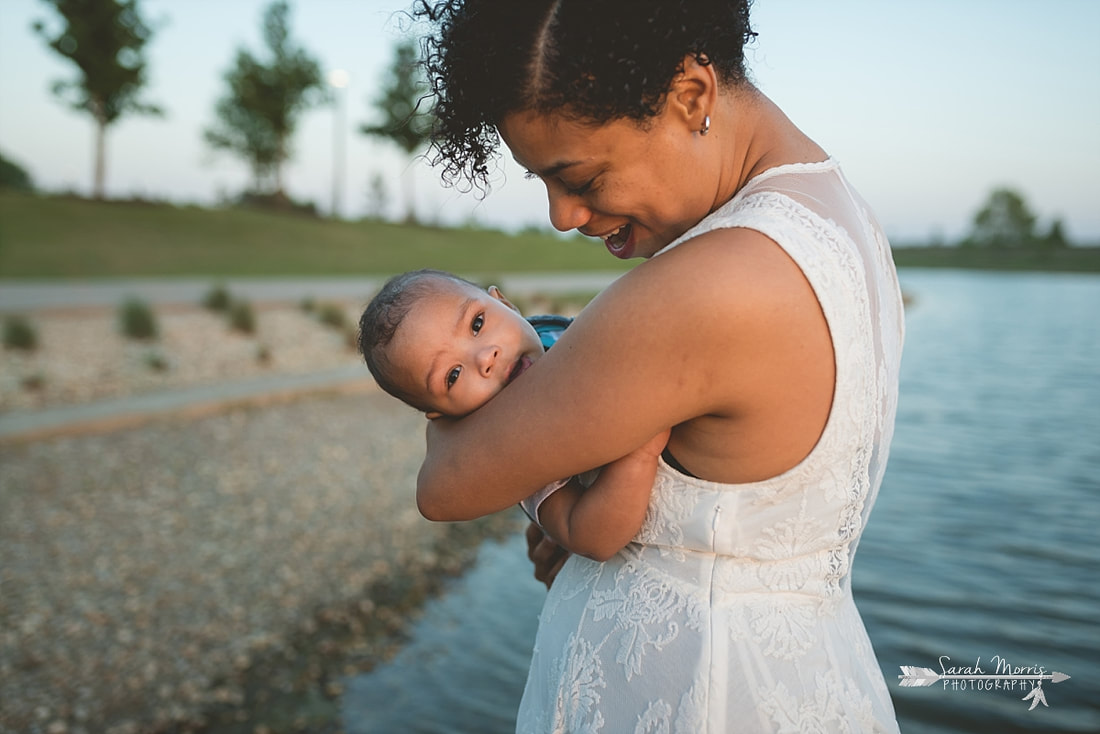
[418,228,832,520]
[536,429,668,562]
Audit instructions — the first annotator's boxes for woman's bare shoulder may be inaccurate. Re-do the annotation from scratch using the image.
[583,226,818,343]
[577,225,834,482]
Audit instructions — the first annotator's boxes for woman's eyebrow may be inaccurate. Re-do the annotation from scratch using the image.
[515,157,582,179]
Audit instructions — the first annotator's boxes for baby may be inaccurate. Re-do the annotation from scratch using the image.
[357,269,665,562]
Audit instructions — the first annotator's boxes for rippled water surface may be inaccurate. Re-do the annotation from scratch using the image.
[343,269,1100,733]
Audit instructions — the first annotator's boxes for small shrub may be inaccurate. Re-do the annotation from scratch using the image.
[236,190,319,217]
[3,315,38,351]
[256,343,271,364]
[21,372,45,391]
[299,296,316,313]
[119,298,158,340]
[144,350,169,372]
[203,283,232,312]
[344,325,359,351]
[0,151,34,192]
[317,303,347,330]
[228,299,256,334]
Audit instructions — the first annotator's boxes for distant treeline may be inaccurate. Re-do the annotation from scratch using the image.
[887,187,1098,271]
[891,245,1100,272]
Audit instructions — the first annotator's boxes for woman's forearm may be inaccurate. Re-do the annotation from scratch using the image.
[416,413,553,521]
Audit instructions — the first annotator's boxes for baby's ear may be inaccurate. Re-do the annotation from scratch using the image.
[425,410,443,420]
[488,285,520,313]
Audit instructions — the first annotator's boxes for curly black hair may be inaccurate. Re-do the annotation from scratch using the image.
[414,0,756,193]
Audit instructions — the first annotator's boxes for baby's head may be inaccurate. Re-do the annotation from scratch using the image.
[358,269,544,418]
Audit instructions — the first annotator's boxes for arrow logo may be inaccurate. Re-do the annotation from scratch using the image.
[898,666,1070,710]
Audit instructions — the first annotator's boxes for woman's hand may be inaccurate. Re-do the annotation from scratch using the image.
[526,521,569,589]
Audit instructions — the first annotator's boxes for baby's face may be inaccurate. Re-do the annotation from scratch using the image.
[388,281,545,418]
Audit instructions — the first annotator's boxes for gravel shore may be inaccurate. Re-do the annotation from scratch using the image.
[0,391,523,734]
[1,303,364,412]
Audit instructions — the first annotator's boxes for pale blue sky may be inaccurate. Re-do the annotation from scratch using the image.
[1,0,1098,242]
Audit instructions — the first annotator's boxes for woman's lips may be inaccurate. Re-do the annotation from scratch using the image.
[603,223,634,259]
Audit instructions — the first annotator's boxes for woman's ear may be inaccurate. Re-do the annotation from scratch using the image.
[488,285,521,314]
[668,53,718,132]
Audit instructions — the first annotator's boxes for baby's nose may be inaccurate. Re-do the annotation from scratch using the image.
[477,345,500,375]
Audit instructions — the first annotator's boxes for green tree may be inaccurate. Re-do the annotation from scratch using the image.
[361,40,434,222]
[0,151,35,191]
[964,187,1037,248]
[365,171,390,219]
[33,0,162,199]
[203,1,325,197]
[1041,217,1070,249]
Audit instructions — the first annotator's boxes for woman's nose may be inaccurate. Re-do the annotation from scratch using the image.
[547,188,592,233]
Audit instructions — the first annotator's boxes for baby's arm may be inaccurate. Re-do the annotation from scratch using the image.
[536,430,669,562]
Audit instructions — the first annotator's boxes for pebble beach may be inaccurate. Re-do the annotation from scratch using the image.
[0,303,525,733]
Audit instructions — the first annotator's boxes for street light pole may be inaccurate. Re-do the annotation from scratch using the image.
[328,69,350,220]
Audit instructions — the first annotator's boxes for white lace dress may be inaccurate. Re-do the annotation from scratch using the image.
[516,159,905,733]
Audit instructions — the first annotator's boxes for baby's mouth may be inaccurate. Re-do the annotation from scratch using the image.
[507,355,533,385]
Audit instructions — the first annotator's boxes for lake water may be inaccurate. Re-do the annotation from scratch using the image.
[341,269,1100,733]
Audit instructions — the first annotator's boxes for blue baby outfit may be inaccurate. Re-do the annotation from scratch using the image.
[527,314,573,351]
[518,314,576,525]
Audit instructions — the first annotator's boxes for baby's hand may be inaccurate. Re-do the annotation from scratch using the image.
[633,428,672,461]
[526,521,568,589]
[604,428,670,475]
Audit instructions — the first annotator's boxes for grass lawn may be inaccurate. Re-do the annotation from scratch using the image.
[2,192,1097,277]
[0,192,631,278]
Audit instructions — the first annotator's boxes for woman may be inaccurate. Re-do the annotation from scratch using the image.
[413,1,904,731]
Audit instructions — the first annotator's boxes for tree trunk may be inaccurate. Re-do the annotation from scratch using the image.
[274,133,286,197]
[93,112,107,200]
[403,159,416,224]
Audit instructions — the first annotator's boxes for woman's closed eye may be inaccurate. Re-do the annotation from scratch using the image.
[523,169,595,197]
[564,177,595,196]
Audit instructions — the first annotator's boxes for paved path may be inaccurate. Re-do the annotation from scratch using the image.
[0,365,375,442]
[0,272,626,311]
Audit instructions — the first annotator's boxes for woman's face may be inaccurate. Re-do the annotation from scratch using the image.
[499,106,719,260]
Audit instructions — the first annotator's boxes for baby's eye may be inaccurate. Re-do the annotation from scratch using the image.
[446,366,461,388]
[472,313,484,334]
